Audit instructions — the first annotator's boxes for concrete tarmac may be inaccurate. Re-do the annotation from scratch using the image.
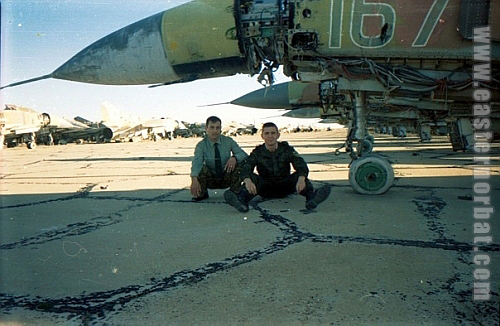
[0,130,499,325]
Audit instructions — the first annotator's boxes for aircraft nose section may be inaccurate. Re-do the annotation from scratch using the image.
[52,1,246,86]
[231,83,292,109]
[52,12,177,85]
[231,82,323,109]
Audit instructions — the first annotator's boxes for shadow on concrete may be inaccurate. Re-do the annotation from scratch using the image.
[1,175,499,325]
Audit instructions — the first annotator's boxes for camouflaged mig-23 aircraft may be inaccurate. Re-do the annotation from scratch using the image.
[2,0,498,194]
[228,75,500,151]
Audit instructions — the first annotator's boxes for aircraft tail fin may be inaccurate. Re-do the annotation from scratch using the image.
[100,102,119,123]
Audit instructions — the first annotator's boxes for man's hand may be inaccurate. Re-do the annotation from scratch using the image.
[244,178,257,195]
[225,156,237,172]
[296,176,306,194]
[191,177,201,197]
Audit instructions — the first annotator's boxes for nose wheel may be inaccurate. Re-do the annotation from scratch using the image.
[349,154,394,194]
[359,138,373,155]
[335,135,374,157]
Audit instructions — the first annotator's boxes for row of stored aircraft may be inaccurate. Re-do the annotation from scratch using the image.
[0,105,112,149]
[1,0,498,194]
[0,102,260,149]
[0,103,184,148]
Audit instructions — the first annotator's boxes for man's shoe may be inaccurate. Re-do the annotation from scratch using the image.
[192,192,209,202]
[224,190,249,213]
[305,185,331,210]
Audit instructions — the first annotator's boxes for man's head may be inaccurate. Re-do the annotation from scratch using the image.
[205,116,222,142]
[261,122,280,150]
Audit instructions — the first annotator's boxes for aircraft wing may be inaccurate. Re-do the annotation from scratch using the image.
[10,127,41,135]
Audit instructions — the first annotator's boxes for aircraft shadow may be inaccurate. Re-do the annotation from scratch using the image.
[46,156,193,163]
[1,174,498,325]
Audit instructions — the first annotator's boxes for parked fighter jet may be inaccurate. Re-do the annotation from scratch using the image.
[43,116,113,145]
[222,121,258,136]
[100,102,178,141]
[0,105,113,148]
[0,105,50,149]
[186,122,207,138]
[2,0,499,194]
[228,79,500,146]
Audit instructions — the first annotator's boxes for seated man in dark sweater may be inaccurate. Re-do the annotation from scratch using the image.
[224,122,330,212]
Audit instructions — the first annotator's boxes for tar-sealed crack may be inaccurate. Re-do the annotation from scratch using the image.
[0,214,123,250]
[0,189,187,250]
[0,183,98,210]
[1,189,498,325]
[426,271,500,325]
[412,191,448,239]
[312,235,499,252]
[0,235,301,324]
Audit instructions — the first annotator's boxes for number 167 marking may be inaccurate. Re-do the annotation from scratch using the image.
[329,0,450,49]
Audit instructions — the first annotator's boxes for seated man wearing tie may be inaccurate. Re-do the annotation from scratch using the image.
[190,116,248,201]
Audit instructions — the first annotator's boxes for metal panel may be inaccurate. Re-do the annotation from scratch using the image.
[162,0,241,65]
[459,0,490,39]
[490,0,500,41]
[291,0,499,60]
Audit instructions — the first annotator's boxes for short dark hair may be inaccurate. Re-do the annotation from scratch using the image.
[206,116,221,126]
[262,122,278,132]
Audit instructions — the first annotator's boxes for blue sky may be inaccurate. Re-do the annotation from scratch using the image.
[1,0,294,125]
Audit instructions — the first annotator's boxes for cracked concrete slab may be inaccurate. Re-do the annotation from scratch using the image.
[105,242,498,325]
[0,197,132,245]
[0,131,498,325]
[1,199,278,297]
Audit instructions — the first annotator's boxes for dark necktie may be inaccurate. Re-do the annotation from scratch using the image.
[214,143,223,177]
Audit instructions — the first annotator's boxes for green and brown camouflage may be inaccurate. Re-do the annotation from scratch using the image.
[2,0,499,89]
